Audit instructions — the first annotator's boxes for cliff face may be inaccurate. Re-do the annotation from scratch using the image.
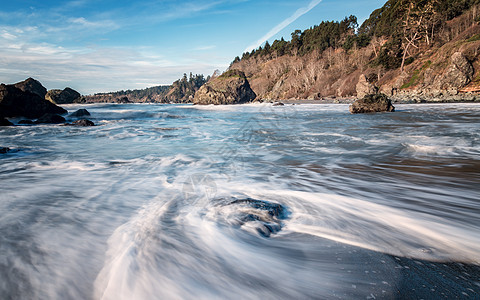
[46,88,82,104]
[229,2,480,102]
[193,70,256,105]
[14,78,47,99]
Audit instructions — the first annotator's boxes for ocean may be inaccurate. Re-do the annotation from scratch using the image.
[1,103,479,299]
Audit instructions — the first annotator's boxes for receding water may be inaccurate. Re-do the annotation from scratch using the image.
[1,103,479,299]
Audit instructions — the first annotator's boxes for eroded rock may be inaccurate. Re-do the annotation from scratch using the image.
[356,74,378,99]
[0,84,67,118]
[69,109,91,117]
[35,113,66,124]
[193,70,256,105]
[46,88,82,104]
[349,93,395,114]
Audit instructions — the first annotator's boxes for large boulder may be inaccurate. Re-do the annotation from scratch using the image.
[431,52,474,90]
[14,78,47,99]
[70,119,95,126]
[349,93,395,114]
[0,147,10,154]
[441,52,474,89]
[69,109,91,117]
[34,113,66,124]
[116,96,131,104]
[0,84,67,119]
[193,69,256,105]
[356,74,378,99]
[46,87,82,104]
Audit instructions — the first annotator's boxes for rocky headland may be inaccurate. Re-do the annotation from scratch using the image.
[193,70,256,105]
[46,88,83,104]
[228,1,480,104]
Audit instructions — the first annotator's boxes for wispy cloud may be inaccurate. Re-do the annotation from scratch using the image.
[0,28,219,93]
[194,45,217,51]
[244,0,322,52]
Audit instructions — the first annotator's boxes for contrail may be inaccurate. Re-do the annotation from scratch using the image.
[244,0,322,53]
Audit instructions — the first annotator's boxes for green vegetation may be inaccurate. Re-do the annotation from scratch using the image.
[220,69,246,79]
[168,73,209,102]
[401,60,432,89]
[238,15,361,61]
[234,0,480,73]
[94,85,170,100]
[467,33,480,42]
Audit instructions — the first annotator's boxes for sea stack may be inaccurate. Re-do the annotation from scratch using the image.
[193,69,256,105]
[349,93,395,114]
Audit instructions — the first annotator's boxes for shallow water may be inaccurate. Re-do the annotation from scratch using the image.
[1,103,479,299]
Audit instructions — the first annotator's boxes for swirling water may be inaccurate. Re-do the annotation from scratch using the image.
[1,103,479,299]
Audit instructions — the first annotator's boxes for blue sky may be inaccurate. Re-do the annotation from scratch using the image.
[0,0,385,94]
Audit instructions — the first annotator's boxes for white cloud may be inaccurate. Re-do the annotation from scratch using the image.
[194,45,217,51]
[244,0,322,52]
[1,31,17,40]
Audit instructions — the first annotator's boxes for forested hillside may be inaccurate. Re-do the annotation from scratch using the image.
[82,73,208,103]
[230,0,480,101]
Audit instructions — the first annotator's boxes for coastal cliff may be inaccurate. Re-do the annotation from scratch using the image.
[193,70,256,105]
[228,0,480,102]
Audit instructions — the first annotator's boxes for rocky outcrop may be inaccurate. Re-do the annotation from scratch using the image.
[193,70,256,105]
[349,93,395,114]
[0,117,13,126]
[34,113,66,124]
[434,52,474,90]
[0,147,10,154]
[14,78,47,99]
[356,74,378,99]
[0,84,67,119]
[116,96,131,104]
[69,109,90,117]
[69,119,95,126]
[46,88,82,104]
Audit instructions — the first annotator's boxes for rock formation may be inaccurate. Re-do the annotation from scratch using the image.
[116,96,131,104]
[46,87,82,104]
[434,52,474,90]
[193,70,256,105]
[356,74,378,99]
[34,113,66,124]
[70,119,95,126]
[14,78,47,99]
[0,147,10,154]
[69,109,91,117]
[0,84,67,119]
[349,93,395,114]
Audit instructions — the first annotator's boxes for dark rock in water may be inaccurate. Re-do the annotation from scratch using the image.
[226,198,288,237]
[71,119,95,126]
[116,96,131,104]
[46,87,82,104]
[14,78,47,99]
[349,93,395,114]
[273,102,285,106]
[0,147,10,154]
[35,113,66,124]
[193,69,256,105]
[0,117,13,126]
[18,119,34,125]
[69,109,91,117]
[0,84,67,118]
